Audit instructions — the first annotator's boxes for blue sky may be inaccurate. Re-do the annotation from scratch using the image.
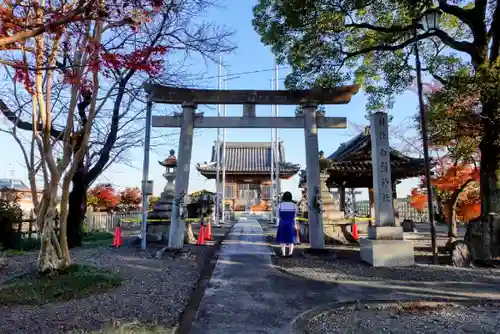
[0,0,422,201]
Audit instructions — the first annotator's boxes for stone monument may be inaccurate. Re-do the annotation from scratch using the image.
[318,151,349,243]
[147,149,177,243]
[360,112,414,266]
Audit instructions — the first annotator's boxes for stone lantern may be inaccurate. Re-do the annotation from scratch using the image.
[162,149,177,192]
[147,149,178,243]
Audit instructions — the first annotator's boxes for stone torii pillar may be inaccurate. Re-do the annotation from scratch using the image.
[302,102,325,249]
[169,102,197,249]
[144,84,361,250]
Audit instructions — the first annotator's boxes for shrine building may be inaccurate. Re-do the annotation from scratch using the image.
[196,142,300,211]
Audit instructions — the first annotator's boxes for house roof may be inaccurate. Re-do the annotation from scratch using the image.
[196,142,300,179]
[189,189,215,198]
[0,178,29,190]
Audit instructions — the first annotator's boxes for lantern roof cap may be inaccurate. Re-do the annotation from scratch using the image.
[159,149,177,167]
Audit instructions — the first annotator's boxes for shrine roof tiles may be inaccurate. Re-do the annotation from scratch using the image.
[196,142,300,177]
[328,126,426,165]
[327,160,425,173]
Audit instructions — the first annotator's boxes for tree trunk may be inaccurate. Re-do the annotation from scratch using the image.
[37,193,68,273]
[67,169,88,248]
[444,200,458,244]
[479,102,500,216]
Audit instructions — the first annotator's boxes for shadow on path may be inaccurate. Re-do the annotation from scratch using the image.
[189,219,500,334]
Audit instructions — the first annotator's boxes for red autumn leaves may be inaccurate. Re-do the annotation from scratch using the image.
[410,160,480,223]
[88,184,142,212]
[3,0,169,95]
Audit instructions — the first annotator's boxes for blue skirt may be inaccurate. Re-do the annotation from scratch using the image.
[276,219,297,244]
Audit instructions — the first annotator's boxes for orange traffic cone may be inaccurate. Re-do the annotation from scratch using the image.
[196,222,206,246]
[113,226,123,247]
[352,223,359,240]
[205,221,213,241]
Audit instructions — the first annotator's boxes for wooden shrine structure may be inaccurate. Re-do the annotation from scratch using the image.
[196,142,300,212]
[299,126,427,238]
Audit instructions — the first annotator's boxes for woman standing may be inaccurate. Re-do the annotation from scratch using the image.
[275,191,298,257]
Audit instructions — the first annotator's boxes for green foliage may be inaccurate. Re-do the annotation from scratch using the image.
[252,0,496,112]
[0,198,23,250]
[423,69,481,161]
[18,238,40,251]
[148,196,160,210]
[0,264,122,306]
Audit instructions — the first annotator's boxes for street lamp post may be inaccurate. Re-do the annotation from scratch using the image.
[414,9,441,264]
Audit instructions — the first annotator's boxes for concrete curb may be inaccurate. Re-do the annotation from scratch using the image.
[280,298,500,334]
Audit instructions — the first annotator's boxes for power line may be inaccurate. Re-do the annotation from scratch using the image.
[197,66,290,80]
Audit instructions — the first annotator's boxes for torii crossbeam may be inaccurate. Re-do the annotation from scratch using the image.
[142,84,360,250]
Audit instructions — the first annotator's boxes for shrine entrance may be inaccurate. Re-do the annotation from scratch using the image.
[143,84,360,250]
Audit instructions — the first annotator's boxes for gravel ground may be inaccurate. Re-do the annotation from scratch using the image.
[260,221,500,303]
[0,228,228,334]
[302,302,500,334]
[260,221,500,284]
[275,252,500,284]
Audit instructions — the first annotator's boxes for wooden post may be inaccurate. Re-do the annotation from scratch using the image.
[339,187,346,212]
[28,209,34,240]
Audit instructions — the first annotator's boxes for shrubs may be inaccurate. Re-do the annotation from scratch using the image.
[0,198,23,250]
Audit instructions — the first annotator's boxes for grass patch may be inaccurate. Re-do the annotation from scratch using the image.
[81,231,114,248]
[0,263,122,306]
[2,232,115,254]
[90,322,176,334]
[83,231,114,241]
[4,249,25,256]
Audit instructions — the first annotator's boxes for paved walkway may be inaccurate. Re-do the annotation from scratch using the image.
[189,219,339,333]
[189,219,500,333]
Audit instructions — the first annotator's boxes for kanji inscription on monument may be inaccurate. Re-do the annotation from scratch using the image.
[370,112,395,226]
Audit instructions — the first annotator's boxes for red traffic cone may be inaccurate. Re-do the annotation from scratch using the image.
[196,222,206,245]
[352,223,359,241]
[205,221,213,241]
[113,226,123,247]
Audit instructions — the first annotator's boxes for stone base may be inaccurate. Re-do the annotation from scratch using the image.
[147,223,170,244]
[402,219,417,232]
[368,226,403,240]
[360,238,415,267]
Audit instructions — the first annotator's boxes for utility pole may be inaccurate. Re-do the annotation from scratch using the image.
[220,74,240,223]
[274,63,280,227]
[221,80,226,224]
[215,57,222,227]
[270,80,275,224]
[140,100,152,250]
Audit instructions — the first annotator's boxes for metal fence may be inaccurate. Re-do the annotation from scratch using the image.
[85,212,142,232]
[356,202,428,222]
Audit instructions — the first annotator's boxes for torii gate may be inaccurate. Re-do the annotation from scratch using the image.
[143,84,360,250]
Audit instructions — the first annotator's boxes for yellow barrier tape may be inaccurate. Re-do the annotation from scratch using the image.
[122,218,202,223]
[296,217,373,223]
